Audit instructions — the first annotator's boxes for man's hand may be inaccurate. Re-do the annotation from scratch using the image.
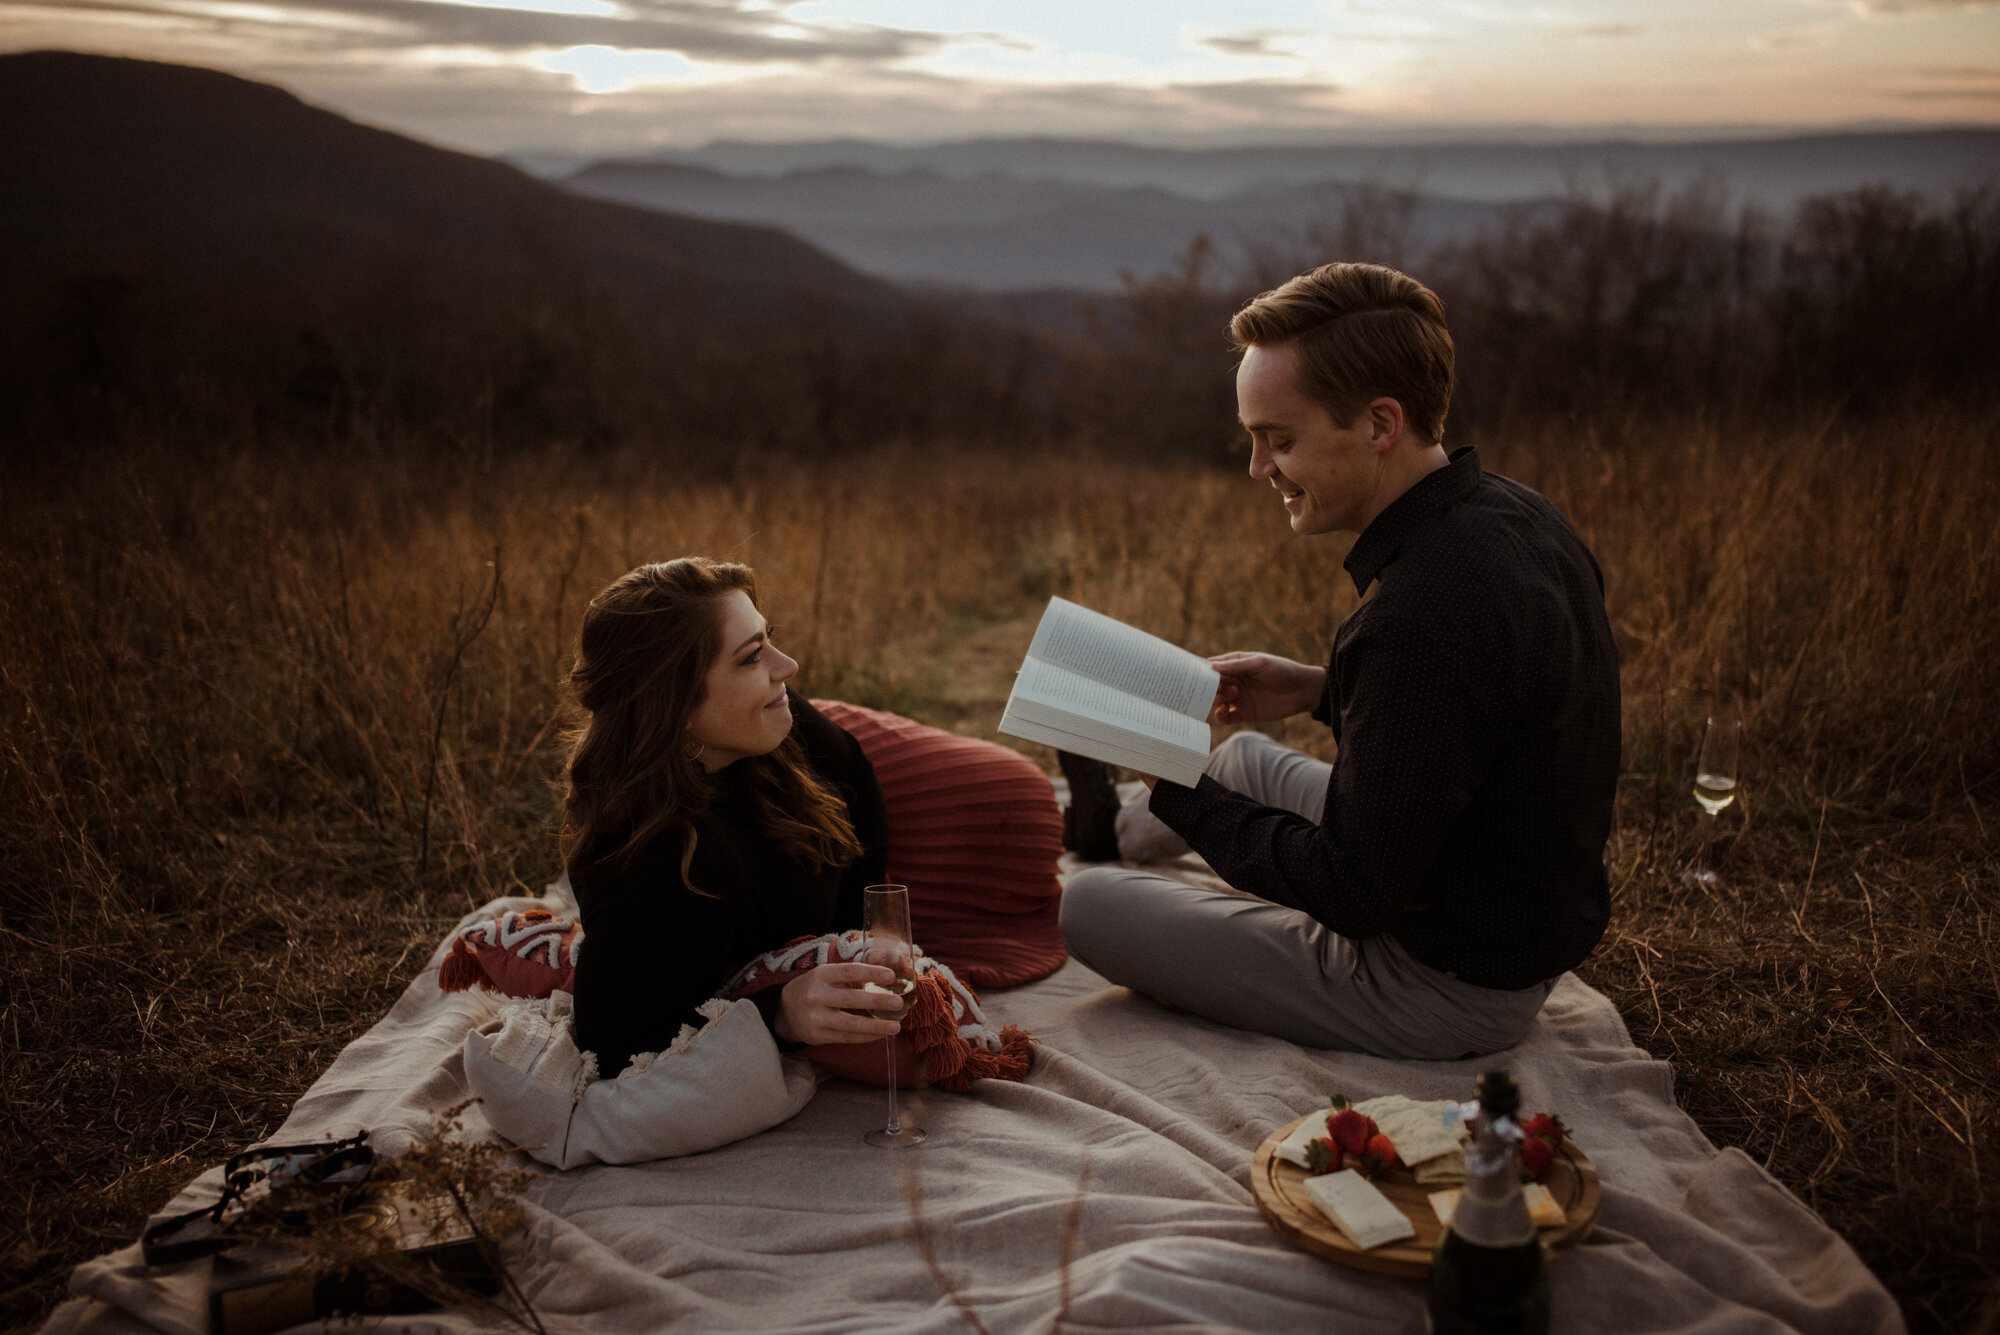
[771,962,902,1045]
[1209,652,1327,725]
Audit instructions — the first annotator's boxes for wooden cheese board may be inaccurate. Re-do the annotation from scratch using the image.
[1251,1111,1601,1278]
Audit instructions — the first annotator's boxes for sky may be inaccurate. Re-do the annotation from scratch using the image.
[6,0,1999,158]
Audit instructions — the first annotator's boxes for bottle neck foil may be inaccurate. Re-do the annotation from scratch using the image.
[1452,1114,1536,1248]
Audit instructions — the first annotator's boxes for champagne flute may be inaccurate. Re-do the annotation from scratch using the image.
[861,884,926,1149]
[1684,707,1741,888]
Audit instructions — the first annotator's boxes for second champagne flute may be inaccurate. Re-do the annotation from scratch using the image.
[1684,705,1741,888]
[861,884,926,1149]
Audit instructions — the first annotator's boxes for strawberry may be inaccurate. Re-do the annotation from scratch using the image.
[1521,1114,1567,1148]
[1327,1109,1378,1156]
[1304,1137,1342,1176]
[1518,1134,1555,1180]
[1354,1132,1401,1180]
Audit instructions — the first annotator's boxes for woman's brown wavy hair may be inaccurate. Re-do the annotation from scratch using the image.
[559,558,863,894]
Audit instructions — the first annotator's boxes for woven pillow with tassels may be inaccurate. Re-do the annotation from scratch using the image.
[438,909,580,997]
[718,931,1033,1090]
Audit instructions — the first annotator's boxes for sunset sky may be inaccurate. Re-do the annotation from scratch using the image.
[7,0,1999,157]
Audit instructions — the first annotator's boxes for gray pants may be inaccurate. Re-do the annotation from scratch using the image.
[1060,731,1554,1060]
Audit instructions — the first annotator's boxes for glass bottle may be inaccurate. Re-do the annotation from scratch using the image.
[1426,1071,1550,1334]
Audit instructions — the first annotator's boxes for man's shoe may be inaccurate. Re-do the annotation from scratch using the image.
[1057,751,1121,862]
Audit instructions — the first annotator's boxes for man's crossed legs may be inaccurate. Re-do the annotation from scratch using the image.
[1058,731,1554,1060]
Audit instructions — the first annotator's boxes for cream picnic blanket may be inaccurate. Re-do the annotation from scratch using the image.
[48,884,1903,1334]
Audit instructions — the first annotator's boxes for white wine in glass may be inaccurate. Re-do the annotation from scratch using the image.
[857,977,916,1018]
[1685,709,1741,886]
[1692,772,1737,816]
[861,885,926,1150]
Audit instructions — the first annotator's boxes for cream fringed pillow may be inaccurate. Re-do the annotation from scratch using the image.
[462,990,815,1169]
[813,700,1067,989]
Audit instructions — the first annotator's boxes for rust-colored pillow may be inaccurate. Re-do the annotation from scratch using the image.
[720,931,1031,1090]
[813,699,1066,989]
[438,909,579,997]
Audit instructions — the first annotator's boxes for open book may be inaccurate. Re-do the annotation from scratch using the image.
[998,598,1219,789]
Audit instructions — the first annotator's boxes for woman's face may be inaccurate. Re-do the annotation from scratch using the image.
[686,589,798,771]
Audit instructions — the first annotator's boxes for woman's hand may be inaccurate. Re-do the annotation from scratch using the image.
[1209,652,1327,725]
[771,962,903,1046]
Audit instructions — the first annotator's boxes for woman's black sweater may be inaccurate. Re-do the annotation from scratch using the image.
[569,693,889,1076]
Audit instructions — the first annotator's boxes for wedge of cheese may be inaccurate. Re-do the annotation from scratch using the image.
[1301,1170,1417,1250]
[1427,1184,1566,1229]
[1273,1115,1331,1169]
[1353,1094,1466,1169]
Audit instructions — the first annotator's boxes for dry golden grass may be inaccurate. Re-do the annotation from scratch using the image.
[2,417,1995,1332]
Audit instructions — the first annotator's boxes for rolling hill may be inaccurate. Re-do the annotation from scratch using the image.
[0,51,919,451]
[0,50,902,324]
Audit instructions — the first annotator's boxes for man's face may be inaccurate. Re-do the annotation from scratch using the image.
[1236,343,1384,537]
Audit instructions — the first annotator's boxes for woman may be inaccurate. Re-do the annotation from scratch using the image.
[561,557,901,1075]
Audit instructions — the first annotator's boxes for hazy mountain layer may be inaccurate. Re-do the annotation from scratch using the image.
[562,130,1997,292]
[562,162,1513,291]
[620,132,2000,205]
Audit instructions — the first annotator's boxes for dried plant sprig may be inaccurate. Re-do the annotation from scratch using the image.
[224,1100,545,1333]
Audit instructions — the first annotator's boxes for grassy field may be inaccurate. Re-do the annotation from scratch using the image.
[2,418,1996,1332]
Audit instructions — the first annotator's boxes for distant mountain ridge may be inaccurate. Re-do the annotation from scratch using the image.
[561,130,1999,292]
[563,160,1507,291]
[611,130,2000,205]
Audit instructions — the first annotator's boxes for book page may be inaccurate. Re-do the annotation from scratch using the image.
[995,710,1207,789]
[1027,598,1220,719]
[1009,659,1211,753]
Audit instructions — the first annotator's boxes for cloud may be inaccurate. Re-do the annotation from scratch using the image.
[1179,79,1346,114]
[1753,24,1839,50]
[257,60,1366,157]
[1807,0,1998,15]
[10,0,944,64]
[1198,31,1289,58]
[16,0,2000,160]
[1195,27,1413,58]
[1885,63,2000,98]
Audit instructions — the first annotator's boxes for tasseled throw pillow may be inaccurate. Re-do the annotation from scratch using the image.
[438,909,579,997]
[719,931,1033,1090]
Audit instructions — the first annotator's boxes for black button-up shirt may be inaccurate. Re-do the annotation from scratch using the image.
[1148,446,1618,990]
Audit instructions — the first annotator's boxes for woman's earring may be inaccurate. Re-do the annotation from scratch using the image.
[682,738,704,762]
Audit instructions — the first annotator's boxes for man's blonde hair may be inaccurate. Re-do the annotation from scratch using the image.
[1230,262,1455,443]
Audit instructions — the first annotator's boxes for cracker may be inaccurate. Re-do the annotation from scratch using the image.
[1411,1148,1468,1186]
[1354,1094,1463,1167]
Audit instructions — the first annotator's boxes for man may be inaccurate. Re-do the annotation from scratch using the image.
[1057,262,1619,1060]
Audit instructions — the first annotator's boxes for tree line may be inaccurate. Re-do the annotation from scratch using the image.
[5,181,1994,468]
